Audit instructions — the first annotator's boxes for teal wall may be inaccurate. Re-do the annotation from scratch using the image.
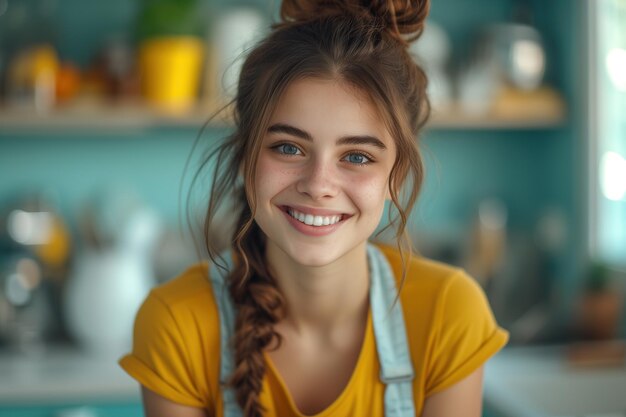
[0,0,589,339]
[0,129,200,223]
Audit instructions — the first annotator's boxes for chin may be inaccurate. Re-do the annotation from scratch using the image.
[290,249,339,267]
[282,237,369,269]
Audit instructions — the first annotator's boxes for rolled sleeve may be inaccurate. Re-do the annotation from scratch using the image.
[119,291,207,408]
[425,271,509,396]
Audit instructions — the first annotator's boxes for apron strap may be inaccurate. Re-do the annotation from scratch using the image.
[209,257,243,417]
[210,245,416,417]
[368,243,416,417]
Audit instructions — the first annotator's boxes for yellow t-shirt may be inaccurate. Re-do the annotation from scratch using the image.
[119,245,509,416]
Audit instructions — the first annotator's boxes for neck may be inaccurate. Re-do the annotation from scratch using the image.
[266,242,370,337]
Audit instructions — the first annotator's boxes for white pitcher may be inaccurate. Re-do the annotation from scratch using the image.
[64,206,161,357]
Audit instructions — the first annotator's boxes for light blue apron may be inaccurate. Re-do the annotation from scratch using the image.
[209,243,416,417]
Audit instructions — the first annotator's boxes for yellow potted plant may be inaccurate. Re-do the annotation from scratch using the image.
[136,0,205,113]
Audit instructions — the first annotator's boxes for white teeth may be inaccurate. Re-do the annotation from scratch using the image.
[287,208,342,227]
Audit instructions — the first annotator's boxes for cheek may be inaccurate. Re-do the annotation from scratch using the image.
[347,172,390,213]
[255,155,297,199]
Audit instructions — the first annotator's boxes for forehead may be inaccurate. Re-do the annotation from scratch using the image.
[269,77,393,146]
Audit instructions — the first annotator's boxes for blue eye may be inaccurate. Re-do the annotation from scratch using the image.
[275,143,301,155]
[344,153,371,165]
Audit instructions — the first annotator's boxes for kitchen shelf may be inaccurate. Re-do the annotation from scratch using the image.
[0,93,566,134]
[428,106,565,130]
[0,99,232,134]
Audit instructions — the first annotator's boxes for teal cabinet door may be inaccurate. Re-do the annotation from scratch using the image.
[0,402,143,417]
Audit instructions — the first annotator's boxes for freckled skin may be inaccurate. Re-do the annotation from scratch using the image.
[253,78,397,268]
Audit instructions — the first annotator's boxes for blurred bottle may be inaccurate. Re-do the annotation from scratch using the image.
[6,44,59,112]
[410,21,453,111]
[54,61,81,104]
[213,6,267,99]
[2,0,59,111]
[465,198,508,292]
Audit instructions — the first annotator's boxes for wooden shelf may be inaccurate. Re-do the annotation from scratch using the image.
[0,94,566,134]
[428,87,567,130]
[0,99,231,133]
[428,106,566,130]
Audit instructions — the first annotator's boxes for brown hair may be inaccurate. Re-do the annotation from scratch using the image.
[193,1,430,415]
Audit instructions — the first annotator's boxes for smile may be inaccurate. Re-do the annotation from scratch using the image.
[287,208,343,227]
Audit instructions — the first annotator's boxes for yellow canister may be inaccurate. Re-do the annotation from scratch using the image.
[138,36,204,113]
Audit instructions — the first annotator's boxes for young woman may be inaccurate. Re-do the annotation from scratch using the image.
[119,1,509,416]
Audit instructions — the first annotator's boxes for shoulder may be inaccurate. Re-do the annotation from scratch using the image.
[372,240,491,325]
[375,243,509,398]
[138,262,221,356]
[151,262,214,308]
[376,243,464,294]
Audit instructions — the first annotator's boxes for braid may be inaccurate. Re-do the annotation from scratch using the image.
[226,204,285,417]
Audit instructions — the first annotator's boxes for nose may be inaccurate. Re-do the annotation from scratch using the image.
[296,157,339,200]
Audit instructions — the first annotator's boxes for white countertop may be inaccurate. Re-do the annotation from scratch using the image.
[484,342,626,417]
[2,341,626,414]
[0,346,140,404]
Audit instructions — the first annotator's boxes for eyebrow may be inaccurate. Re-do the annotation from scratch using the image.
[267,123,387,150]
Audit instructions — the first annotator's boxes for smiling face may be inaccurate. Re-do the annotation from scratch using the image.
[252,77,397,268]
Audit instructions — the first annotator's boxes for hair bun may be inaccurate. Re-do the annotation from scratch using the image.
[280,0,430,44]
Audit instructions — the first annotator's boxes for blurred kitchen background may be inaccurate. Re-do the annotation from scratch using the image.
[0,0,625,416]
